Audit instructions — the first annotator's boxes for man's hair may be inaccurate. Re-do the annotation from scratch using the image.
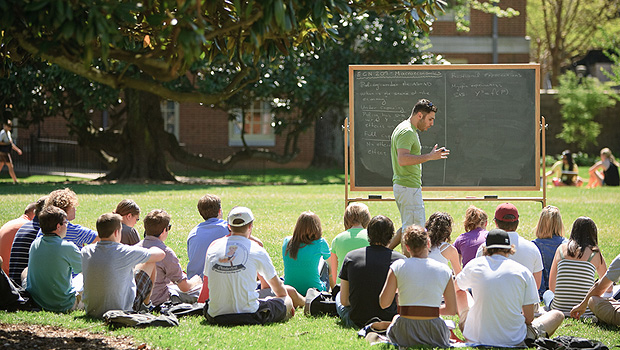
[425,212,453,248]
[482,246,516,256]
[412,99,437,116]
[33,196,48,217]
[463,205,488,232]
[144,209,171,237]
[24,202,37,216]
[114,199,140,216]
[403,225,428,253]
[534,205,564,239]
[38,206,67,234]
[367,215,395,246]
[197,194,221,220]
[96,213,122,239]
[495,217,519,232]
[230,222,251,233]
[343,202,371,230]
[45,188,78,212]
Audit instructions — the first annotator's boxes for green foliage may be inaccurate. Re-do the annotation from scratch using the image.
[556,71,617,150]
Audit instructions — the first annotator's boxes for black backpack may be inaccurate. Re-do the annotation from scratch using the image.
[0,270,39,311]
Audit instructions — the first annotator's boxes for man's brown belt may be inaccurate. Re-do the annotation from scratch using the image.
[397,305,440,317]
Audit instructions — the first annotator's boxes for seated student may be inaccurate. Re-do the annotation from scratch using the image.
[456,228,564,347]
[43,188,99,247]
[81,213,165,318]
[113,199,141,245]
[136,209,202,306]
[532,205,567,299]
[571,253,620,325]
[9,196,47,286]
[26,206,83,312]
[546,150,583,187]
[328,202,371,287]
[544,217,607,316]
[454,206,488,268]
[587,147,620,188]
[0,202,35,274]
[187,194,229,279]
[204,206,293,325]
[337,215,405,328]
[373,225,457,348]
[426,212,461,275]
[282,211,331,308]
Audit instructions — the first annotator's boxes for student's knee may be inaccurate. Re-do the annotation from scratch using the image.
[589,296,620,326]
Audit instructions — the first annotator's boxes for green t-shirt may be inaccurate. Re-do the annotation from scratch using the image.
[331,228,369,283]
[391,119,422,188]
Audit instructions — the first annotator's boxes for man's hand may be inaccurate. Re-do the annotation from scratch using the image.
[428,144,450,160]
[570,302,587,319]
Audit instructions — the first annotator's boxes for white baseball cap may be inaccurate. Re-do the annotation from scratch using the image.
[227,206,254,227]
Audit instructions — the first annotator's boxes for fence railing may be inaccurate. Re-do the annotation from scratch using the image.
[13,136,108,177]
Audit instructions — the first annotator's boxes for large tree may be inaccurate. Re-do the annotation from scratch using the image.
[527,0,620,87]
[0,0,446,180]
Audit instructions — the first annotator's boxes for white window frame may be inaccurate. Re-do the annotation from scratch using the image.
[161,100,180,140]
[228,100,276,147]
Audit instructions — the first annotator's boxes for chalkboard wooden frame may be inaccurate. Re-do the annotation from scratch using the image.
[348,64,541,192]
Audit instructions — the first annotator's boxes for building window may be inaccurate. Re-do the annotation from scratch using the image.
[228,100,275,147]
[161,100,180,140]
[436,0,470,22]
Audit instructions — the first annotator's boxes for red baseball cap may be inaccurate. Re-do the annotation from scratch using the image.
[495,203,519,222]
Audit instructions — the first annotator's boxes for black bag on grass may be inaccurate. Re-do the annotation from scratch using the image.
[304,288,337,317]
[0,269,39,311]
[532,335,609,350]
[103,310,179,328]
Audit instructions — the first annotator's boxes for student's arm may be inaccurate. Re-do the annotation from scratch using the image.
[443,245,462,275]
[387,228,402,250]
[327,253,338,287]
[522,304,535,324]
[267,275,288,298]
[340,279,350,307]
[548,247,561,292]
[533,270,542,290]
[589,161,603,172]
[396,145,448,166]
[570,275,615,319]
[146,247,165,263]
[379,269,397,309]
[595,251,608,280]
[11,143,22,155]
[440,277,457,316]
[177,274,202,292]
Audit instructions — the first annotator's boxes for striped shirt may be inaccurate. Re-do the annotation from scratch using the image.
[551,253,596,316]
[37,222,98,248]
[9,217,40,285]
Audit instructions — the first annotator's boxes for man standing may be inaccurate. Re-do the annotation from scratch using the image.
[204,206,293,325]
[389,99,449,252]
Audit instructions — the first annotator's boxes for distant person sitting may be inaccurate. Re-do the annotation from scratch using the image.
[546,150,583,186]
[204,206,293,325]
[426,212,461,275]
[26,206,83,312]
[81,213,165,318]
[282,211,331,308]
[43,188,99,247]
[453,206,488,267]
[187,194,229,279]
[328,202,371,287]
[9,196,47,286]
[0,202,35,274]
[113,199,141,245]
[587,147,620,188]
[136,209,202,306]
[337,215,405,328]
[456,228,564,347]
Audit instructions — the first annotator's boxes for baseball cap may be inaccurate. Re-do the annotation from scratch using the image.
[227,206,254,227]
[494,203,519,222]
[485,228,512,249]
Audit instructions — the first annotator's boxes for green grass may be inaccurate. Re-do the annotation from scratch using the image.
[1,175,620,349]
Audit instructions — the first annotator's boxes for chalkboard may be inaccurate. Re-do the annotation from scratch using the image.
[349,64,540,191]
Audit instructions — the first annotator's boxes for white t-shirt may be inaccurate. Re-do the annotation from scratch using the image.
[0,129,12,144]
[476,231,543,274]
[205,235,278,317]
[456,255,539,347]
[391,257,452,307]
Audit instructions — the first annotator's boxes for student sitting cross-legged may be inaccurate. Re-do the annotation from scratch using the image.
[81,213,165,318]
[26,206,83,312]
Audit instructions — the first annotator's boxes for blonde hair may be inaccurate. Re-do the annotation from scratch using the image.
[463,206,487,232]
[601,148,620,167]
[534,205,564,239]
[343,202,371,230]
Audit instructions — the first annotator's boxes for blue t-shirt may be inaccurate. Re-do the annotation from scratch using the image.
[186,218,229,278]
[282,237,331,295]
[532,235,567,297]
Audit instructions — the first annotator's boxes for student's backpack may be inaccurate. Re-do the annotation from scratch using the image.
[304,288,338,317]
[531,336,609,350]
[102,310,179,328]
[0,270,40,311]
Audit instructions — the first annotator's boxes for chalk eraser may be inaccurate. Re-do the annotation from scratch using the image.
[484,195,498,199]
[368,195,382,199]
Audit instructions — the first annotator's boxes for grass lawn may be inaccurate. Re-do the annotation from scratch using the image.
[1,170,619,349]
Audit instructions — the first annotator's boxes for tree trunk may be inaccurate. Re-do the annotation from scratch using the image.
[105,89,176,181]
[311,107,345,168]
